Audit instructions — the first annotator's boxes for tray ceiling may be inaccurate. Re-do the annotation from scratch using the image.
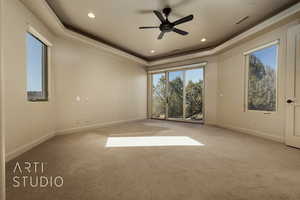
[46,0,298,61]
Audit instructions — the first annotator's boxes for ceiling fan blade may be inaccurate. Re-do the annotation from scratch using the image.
[137,9,154,14]
[158,32,165,40]
[173,28,188,35]
[173,15,194,26]
[139,26,159,29]
[153,10,166,23]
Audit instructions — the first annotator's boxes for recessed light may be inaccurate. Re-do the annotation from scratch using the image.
[88,12,96,19]
[201,38,207,42]
[150,50,155,53]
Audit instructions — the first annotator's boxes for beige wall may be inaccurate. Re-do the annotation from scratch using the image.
[54,37,147,133]
[148,56,218,125]
[0,0,5,198]
[1,0,299,171]
[0,2,298,198]
[217,19,300,142]
[148,17,300,141]
[1,0,147,161]
[2,0,56,157]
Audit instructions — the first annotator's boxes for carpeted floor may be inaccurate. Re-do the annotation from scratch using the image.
[6,120,300,200]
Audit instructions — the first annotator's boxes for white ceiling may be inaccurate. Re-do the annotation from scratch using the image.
[46,0,298,60]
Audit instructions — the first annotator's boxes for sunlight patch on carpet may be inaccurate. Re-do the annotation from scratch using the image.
[105,136,204,147]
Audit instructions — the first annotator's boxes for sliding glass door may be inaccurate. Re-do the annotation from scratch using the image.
[151,73,167,119]
[184,68,204,121]
[168,71,184,120]
[151,67,204,123]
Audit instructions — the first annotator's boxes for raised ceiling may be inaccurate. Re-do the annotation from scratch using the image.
[46,0,298,61]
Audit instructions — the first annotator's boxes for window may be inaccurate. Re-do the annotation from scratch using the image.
[151,73,166,119]
[150,65,205,122]
[245,42,278,112]
[26,32,48,101]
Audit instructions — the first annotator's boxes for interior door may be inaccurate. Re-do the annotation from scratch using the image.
[286,25,300,148]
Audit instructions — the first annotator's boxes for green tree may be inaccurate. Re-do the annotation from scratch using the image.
[168,77,183,118]
[152,74,204,120]
[248,55,276,111]
[152,76,166,118]
[185,80,203,119]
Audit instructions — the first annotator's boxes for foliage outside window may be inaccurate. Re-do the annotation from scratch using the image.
[151,68,204,121]
[168,71,184,119]
[185,69,204,120]
[152,73,166,119]
[246,43,278,112]
[26,33,48,101]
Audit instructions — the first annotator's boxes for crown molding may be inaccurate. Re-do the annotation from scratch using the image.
[149,2,300,66]
[23,1,300,67]
[39,0,148,66]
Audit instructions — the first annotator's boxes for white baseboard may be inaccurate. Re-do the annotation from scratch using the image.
[6,117,147,161]
[6,132,56,162]
[204,121,217,126]
[55,117,147,135]
[5,119,283,162]
[216,123,284,143]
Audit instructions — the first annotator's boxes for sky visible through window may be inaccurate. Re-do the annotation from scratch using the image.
[153,73,165,86]
[251,45,277,69]
[27,33,43,92]
[247,44,277,112]
[153,68,203,86]
[169,71,183,81]
[186,68,203,84]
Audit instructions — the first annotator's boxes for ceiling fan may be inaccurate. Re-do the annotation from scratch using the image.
[139,8,194,40]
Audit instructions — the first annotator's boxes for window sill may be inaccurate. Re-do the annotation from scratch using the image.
[245,110,277,115]
[28,99,49,102]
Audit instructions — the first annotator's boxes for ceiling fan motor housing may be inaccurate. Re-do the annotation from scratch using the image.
[139,7,193,39]
[163,7,172,17]
[160,22,174,32]
[160,8,174,32]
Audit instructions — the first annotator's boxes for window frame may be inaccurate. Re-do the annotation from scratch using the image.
[150,71,167,120]
[244,40,279,113]
[148,62,206,123]
[26,27,52,102]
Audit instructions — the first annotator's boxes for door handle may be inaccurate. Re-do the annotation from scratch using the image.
[287,99,294,104]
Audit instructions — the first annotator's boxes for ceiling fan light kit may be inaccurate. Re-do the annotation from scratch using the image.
[139,7,194,40]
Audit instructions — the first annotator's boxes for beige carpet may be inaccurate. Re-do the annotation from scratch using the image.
[6,120,300,200]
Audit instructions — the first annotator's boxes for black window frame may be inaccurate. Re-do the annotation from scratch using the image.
[26,32,49,102]
[244,41,279,113]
